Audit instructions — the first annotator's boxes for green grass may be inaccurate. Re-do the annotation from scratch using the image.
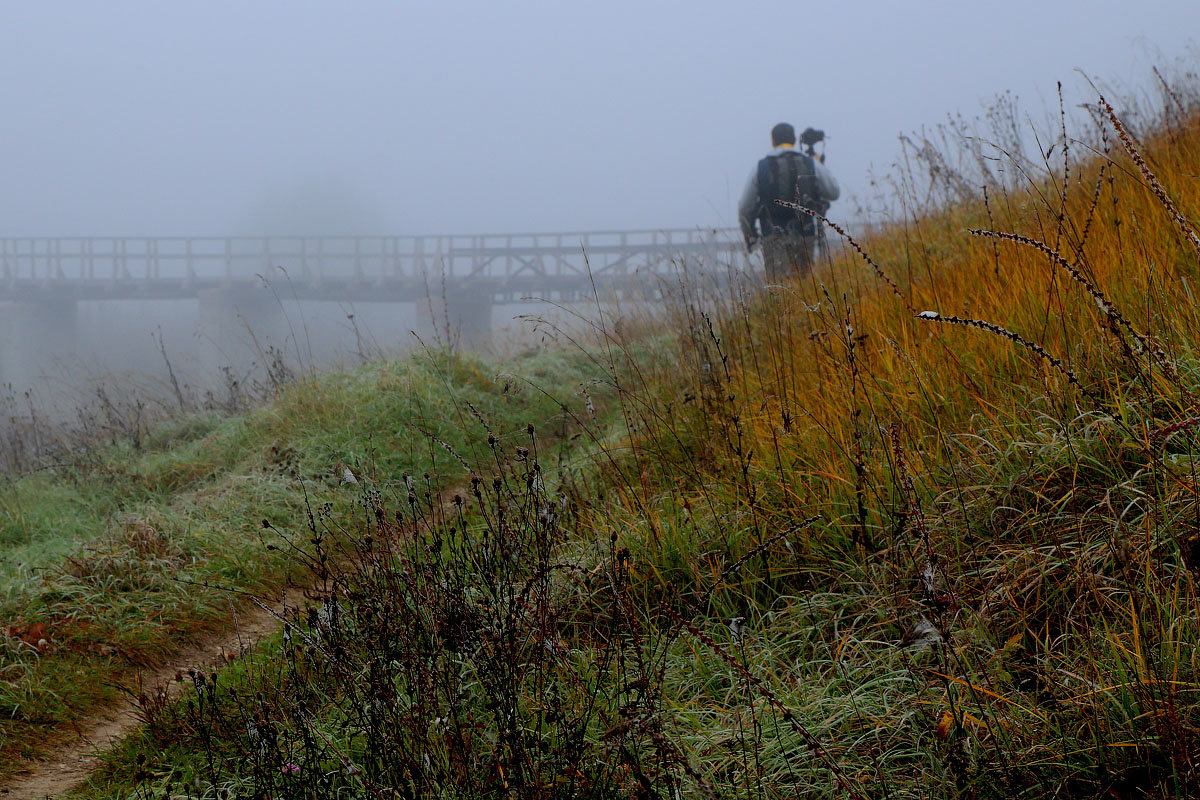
[0,345,620,772]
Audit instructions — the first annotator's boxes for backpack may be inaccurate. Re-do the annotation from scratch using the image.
[756,151,824,237]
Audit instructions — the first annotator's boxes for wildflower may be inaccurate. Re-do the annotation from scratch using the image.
[920,562,937,598]
[935,709,954,740]
[899,617,943,648]
[248,721,266,756]
[282,762,300,775]
[316,599,339,633]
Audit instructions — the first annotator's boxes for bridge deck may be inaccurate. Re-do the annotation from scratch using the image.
[1,230,742,303]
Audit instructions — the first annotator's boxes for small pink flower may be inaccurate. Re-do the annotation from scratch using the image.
[282,762,300,775]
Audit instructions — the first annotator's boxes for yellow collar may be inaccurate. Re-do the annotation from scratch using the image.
[774,143,795,150]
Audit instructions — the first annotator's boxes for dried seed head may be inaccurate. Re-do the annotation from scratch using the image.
[914,310,1084,391]
[900,618,943,648]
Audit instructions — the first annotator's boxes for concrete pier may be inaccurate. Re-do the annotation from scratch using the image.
[414,289,494,348]
[0,230,740,385]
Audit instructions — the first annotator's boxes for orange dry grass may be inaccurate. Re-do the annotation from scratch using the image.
[731,113,1200,513]
[593,105,1200,793]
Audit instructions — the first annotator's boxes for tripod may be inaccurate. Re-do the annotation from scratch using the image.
[803,139,829,262]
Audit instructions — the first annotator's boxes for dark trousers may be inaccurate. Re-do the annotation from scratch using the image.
[762,233,815,282]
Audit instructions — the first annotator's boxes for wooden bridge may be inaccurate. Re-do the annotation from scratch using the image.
[0,229,742,304]
[0,228,745,387]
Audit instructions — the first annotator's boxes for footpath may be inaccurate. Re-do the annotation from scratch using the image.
[1,594,288,800]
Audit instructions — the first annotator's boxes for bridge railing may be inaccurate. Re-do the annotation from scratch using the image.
[0,229,741,288]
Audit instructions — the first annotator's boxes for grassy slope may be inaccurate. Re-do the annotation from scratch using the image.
[0,346,628,770]
[603,110,1200,796]
[14,104,1200,798]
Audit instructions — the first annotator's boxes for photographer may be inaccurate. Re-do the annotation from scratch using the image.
[738,122,840,280]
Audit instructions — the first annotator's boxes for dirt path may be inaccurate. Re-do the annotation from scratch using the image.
[1,482,466,800]
[0,593,291,800]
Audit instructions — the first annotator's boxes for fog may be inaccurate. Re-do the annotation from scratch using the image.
[4,1,1197,236]
[1,2,1198,405]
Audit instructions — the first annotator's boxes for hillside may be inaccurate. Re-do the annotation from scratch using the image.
[0,349,625,775]
[5,86,1200,798]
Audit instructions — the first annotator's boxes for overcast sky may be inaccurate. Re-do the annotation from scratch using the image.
[2,1,1197,237]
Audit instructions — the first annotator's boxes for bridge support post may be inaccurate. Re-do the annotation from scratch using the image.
[414,288,494,349]
[196,288,289,382]
[0,299,78,390]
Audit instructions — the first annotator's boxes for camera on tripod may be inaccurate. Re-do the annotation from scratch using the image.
[800,127,825,156]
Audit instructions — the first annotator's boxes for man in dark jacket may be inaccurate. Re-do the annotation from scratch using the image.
[738,122,840,280]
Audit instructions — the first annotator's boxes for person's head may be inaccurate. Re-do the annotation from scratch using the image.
[771,122,796,147]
